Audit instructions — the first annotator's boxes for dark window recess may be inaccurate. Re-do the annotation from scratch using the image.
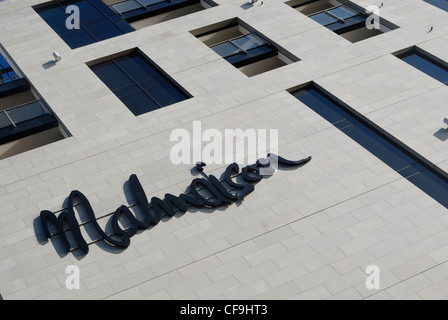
[424,0,448,12]
[0,62,59,145]
[90,52,190,116]
[0,53,19,85]
[308,3,369,34]
[210,33,277,68]
[291,85,448,209]
[0,97,59,145]
[192,18,297,76]
[287,1,398,42]
[109,0,204,22]
[397,49,448,86]
[36,0,135,49]
[0,46,65,159]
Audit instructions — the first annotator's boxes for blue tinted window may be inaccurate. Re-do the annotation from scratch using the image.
[86,21,125,41]
[37,6,67,30]
[7,101,49,124]
[114,84,141,98]
[210,32,276,67]
[91,53,190,116]
[310,12,338,25]
[111,0,142,14]
[140,0,166,6]
[69,0,105,22]
[212,42,240,58]
[232,34,265,51]
[140,78,166,90]
[308,4,368,34]
[424,0,448,12]
[0,52,19,84]
[111,0,206,20]
[0,53,10,69]
[292,86,448,209]
[116,55,162,82]
[91,62,133,91]
[399,50,448,85]
[121,92,160,115]
[328,6,359,19]
[0,113,12,129]
[147,83,187,106]
[326,14,366,33]
[58,29,95,49]
[36,0,135,49]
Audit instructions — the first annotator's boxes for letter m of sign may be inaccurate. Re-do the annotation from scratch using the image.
[40,210,89,254]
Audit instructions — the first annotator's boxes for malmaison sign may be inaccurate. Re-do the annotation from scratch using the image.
[39,154,311,255]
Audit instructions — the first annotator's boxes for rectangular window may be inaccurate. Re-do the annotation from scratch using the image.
[211,33,276,68]
[424,0,448,12]
[0,52,19,85]
[191,19,299,77]
[89,51,190,116]
[290,84,448,209]
[0,46,67,159]
[107,0,218,30]
[396,48,448,86]
[35,0,135,49]
[286,0,398,42]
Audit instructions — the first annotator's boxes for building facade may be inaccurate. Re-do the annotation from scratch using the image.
[1,0,448,300]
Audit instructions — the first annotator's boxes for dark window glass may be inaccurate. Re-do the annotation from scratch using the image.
[310,12,338,25]
[292,86,448,209]
[36,0,134,49]
[116,55,162,82]
[0,52,19,84]
[91,53,190,116]
[408,170,448,208]
[308,4,371,34]
[7,101,48,124]
[328,6,359,19]
[147,83,186,106]
[424,0,448,12]
[140,0,166,6]
[69,0,105,22]
[90,62,132,91]
[114,84,141,98]
[398,50,448,85]
[210,32,276,67]
[111,0,143,14]
[140,78,166,90]
[232,34,265,51]
[326,14,366,33]
[87,21,125,41]
[0,113,12,129]
[110,0,209,20]
[58,29,95,49]
[120,92,160,115]
[0,54,10,69]
[37,6,67,30]
[342,121,417,172]
[212,42,240,58]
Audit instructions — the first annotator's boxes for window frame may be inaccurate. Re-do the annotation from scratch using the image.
[209,31,278,68]
[396,48,448,86]
[35,0,135,49]
[89,51,191,116]
[290,83,448,210]
[308,3,367,33]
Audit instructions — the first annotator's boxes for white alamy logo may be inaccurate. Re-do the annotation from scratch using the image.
[65,265,80,290]
[365,265,380,290]
[366,5,381,30]
[65,5,80,30]
[170,121,279,172]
